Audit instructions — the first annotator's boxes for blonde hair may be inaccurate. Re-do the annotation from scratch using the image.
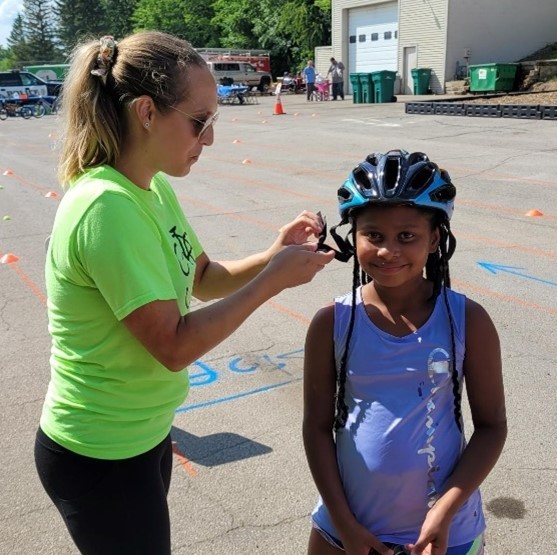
[58,31,206,186]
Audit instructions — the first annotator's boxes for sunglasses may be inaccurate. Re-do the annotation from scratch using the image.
[169,106,219,140]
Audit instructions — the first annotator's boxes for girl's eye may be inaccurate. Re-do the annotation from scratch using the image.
[367,232,382,240]
[400,232,415,241]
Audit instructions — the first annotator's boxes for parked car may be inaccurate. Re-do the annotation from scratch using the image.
[205,61,272,93]
[0,70,62,99]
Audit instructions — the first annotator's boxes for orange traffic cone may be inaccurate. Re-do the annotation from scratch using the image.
[273,95,286,115]
[0,253,19,264]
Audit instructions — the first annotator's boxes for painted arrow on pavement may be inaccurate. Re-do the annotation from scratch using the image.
[477,262,557,287]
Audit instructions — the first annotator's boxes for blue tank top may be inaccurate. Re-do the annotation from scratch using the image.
[312,286,485,546]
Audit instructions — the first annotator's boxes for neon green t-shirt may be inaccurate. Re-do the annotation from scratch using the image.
[40,165,203,459]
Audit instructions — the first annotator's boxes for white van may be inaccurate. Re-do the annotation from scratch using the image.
[206,61,272,92]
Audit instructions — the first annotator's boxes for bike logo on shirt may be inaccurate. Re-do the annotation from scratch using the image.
[169,225,195,277]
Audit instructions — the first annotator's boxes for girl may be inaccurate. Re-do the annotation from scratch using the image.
[304,150,507,555]
[34,32,334,555]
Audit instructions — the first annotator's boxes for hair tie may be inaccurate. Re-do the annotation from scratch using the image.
[91,35,117,78]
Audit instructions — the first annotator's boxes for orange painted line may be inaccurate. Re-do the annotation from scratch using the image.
[456,232,557,259]
[0,252,47,305]
[268,300,311,325]
[171,441,198,477]
[445,164,557,188]
[198,160,554,219]
[206,152,345,181]
[456,199,555,220]
[452,279,557,315]
[9,171,53,195]
[11,264,47,304]
[199,167,327,202]
[210,139,557,186]
[177,195,278,230]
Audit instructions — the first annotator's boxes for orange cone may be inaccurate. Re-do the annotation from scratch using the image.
[525,209,543,217]
[1,253,19,264]
[273,95,286,115]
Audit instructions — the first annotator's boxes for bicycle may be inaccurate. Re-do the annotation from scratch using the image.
[28,95,59,118]
[0,99,33,120]
[310,81,330,101]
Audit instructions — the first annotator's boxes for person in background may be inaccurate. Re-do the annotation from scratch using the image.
[303,149,506,555]
[327,57,345,100]
[303,59,317,101]
[34,31,335,555]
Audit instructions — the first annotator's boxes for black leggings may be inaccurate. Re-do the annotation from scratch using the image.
[34,427,173,555]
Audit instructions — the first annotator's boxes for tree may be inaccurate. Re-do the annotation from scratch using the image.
[55,0,106,55]
[211,0,331,78]
[22,0,61,63]
[6,14,31,66]
[132,0,217,47]
[0,45,14,70]
[102,0,137,40]
[211,0,261,49]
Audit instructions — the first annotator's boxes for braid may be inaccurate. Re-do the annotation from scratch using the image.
[428,216,462,432]
[443,285,463,433]
[334,229,360,432]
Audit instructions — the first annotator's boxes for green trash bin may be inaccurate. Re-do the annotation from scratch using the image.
[411,68,432,95]
[371,70,397,103]
[358,73,375,103]
[350,73,363,104]
[468,63,518,92]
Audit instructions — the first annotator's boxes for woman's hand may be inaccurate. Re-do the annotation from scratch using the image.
[262,243,334,293]
[268,211,324,255]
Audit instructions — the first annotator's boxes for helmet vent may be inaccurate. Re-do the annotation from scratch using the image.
[353,166,373,190]
[409,165,435,190]
[365,154,379,166]
[337,187,352,200]
[383,158,400,191]
[430,183,456,202]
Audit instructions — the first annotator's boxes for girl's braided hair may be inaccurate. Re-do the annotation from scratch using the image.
[330,150,462,433]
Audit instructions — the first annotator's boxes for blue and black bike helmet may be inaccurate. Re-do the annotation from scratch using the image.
[318,150,456,261]
[337,149,456,223]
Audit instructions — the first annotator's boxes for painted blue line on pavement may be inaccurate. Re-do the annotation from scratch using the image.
[175,377,303,413]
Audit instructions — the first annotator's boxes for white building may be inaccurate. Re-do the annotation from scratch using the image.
[330,0,557,94]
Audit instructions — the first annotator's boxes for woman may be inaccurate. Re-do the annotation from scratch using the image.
[35,32,334,555]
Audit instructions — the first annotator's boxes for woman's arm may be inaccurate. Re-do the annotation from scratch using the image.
[408,298,507,555]
[303,306,392,555]
[123,244,335,372]
[193,210,324,301]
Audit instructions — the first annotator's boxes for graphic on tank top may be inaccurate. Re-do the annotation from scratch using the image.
[417,347,451,507]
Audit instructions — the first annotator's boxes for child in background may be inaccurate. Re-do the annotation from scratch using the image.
[304,149,507,555]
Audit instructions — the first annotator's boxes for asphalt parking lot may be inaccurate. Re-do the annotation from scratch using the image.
[1,93,556,554]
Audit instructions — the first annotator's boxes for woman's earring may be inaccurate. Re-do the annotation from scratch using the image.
[143,122,150,129]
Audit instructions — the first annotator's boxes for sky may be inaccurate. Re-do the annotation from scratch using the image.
[0,0,23,48]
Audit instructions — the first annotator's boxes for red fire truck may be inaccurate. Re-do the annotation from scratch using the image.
[196,48,271,73]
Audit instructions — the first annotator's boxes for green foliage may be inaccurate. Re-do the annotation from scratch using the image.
[23,0,61,63]
[0,46,15,70]
[7,14,31,67]
[55,0,106,55]
[211,0,331,77]
[102,0,138,40]
[133,0,218,47]
[4,0,331,73]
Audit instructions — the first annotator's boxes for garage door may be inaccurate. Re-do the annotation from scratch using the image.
[348,1,398,90]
